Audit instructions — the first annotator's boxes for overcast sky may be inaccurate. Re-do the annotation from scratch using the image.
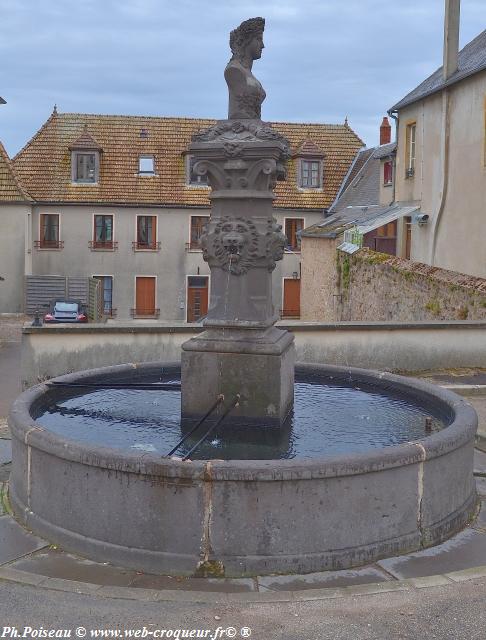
[0,0,484,156]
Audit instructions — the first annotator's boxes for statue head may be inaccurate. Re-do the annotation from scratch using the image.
[229,17,265,63]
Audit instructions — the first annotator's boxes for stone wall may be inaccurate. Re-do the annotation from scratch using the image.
[20,320,486,387]
[300,236,340,321]
[337,248,486,322]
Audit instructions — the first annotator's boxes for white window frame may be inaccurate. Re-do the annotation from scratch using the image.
[37,212,62,250]
[71,150,100,184]
[138,155,156,176]
[283,216,305,253]
[134,213,159,250]
[299,158,322,189]
[187,214,210,251]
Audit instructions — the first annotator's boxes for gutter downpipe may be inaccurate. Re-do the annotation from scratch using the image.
[387,109,399,204]
[430,88,451,266]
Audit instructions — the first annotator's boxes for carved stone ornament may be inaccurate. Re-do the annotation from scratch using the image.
[202,216,260,275]
[265,219,287,271]
[201,216,286,275]
[192,119,290,158]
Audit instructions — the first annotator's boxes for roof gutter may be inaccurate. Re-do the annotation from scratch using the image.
[387,109,399,204]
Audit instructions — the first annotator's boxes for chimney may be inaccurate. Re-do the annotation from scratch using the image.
[443,0,460,80]
[379,117,391,145]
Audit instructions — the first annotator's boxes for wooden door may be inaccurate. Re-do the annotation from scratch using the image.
[282,279,300,318]
[187,276,209,322]
[135,277,156,315]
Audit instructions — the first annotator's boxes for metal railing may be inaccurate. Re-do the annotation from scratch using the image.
[132,241,161,251]
[34,240,64,250]
[88,240,118,250]
[185,241,203,251]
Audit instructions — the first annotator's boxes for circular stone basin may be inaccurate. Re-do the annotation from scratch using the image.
[9,362,478,577]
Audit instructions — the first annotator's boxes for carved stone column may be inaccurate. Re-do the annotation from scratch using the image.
[181,120,295,426]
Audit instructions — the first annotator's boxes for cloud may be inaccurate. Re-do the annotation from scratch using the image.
[0,0,483,155]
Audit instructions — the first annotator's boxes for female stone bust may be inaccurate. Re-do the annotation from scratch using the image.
[225,17,266,120]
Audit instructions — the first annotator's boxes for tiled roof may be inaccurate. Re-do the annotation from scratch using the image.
[303,141,398,237]
[292,138,325,158]
[0,141,31,202]
[390,29,486,112]
[330,147,379,213]
[13,112,363,209]
[69,126,103,151]
[373,142,396,160]
[302,203,419,238]
[337,147,373,197]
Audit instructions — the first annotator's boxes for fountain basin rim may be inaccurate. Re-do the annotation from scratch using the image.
[9,362,477,481]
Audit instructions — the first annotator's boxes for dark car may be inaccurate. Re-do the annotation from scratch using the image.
[44,300,88,323]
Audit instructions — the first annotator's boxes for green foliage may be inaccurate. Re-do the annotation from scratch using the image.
[425,299,441,316]
[341,255,351,291]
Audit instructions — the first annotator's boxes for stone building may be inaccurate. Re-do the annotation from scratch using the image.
[0,111,363,319]
[299,118,420,321]
[389,10,486,278]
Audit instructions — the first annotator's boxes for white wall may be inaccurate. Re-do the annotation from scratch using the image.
[0,203,31,312]
[30,205,321,321]
[395,71,486,277]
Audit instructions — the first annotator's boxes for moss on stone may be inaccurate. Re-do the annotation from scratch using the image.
[425,300,441,316]
[195,559,225,578]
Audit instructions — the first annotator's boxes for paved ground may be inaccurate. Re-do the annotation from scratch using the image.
[1,576,486,638]
[2,330,486,635]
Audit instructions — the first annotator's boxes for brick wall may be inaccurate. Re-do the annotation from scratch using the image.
[337,248,486,321]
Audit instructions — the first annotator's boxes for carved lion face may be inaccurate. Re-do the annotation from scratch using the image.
[208,217,259,275]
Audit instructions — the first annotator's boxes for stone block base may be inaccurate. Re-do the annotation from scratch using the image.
[181,327,295,426]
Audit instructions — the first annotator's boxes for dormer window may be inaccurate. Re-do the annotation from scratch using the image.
[70,125,102,184]
[300,159,322,189]
[293,138,325,190]
[73,152,97,183]
[139,155,155,175]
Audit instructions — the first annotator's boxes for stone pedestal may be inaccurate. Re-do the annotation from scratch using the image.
[182,326,294,426]
[181,119,295,426]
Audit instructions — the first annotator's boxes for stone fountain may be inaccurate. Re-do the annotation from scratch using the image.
[8,18,478,578]
[181,17,294,426]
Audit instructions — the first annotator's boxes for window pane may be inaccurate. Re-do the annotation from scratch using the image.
[301,161,320,188]
[285,218,304,250]
[188,276,208,288]
[94,215,112,241]
[139,156,154,174]
[75,153,96,182]
[190,216,208,248]
[41,214,59,243]
[137,216,155,244]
